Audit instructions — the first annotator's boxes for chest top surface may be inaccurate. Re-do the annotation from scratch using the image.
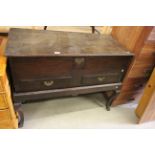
[5,28,132,57]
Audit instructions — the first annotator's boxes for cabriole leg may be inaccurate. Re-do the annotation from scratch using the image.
[14,102,24,128]
[103,90,120,111]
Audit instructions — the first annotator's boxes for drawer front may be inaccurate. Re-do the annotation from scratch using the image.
[82,56,131,85]
[10,57,77,92]
[14,76,75,92]
[82,73,121,86]
[9,57,74,80]
[10,56,132,92]
[0,93,8,109]
[83,57,131,75]
[0,109,11,122]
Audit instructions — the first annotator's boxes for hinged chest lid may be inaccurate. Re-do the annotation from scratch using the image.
[5,28,133,57]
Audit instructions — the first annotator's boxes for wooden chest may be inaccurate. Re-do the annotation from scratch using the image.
[6,28,133,111]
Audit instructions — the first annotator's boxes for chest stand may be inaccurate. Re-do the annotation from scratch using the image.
[12,85,121,127]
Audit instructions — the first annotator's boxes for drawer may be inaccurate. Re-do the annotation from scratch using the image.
[10,56,132,92]
[14,76,75,92]
[0,93,9,109]
[0,109,11,122]
[9,57,74,80]
[121,77,148,92]
[83,57,131,75]
[82,73,121,86]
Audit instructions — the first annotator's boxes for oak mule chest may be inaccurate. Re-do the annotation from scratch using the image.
[6,28,133,117]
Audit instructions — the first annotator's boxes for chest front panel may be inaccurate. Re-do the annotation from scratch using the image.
[9,56,132,92]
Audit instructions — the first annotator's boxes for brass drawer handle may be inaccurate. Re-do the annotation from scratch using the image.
[44,80,54,86]
[97,77,105,82]
[75,58,85,65]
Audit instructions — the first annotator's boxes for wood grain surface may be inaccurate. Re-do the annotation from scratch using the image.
[6,28,132,57]
[136,68,155,123]
[9,56,132,93]
[112,26,154,106]
[0,36,18,128]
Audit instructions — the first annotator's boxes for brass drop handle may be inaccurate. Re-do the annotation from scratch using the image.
[97,77,105,82]
[75,58,85,65]
[44,80,54,86]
